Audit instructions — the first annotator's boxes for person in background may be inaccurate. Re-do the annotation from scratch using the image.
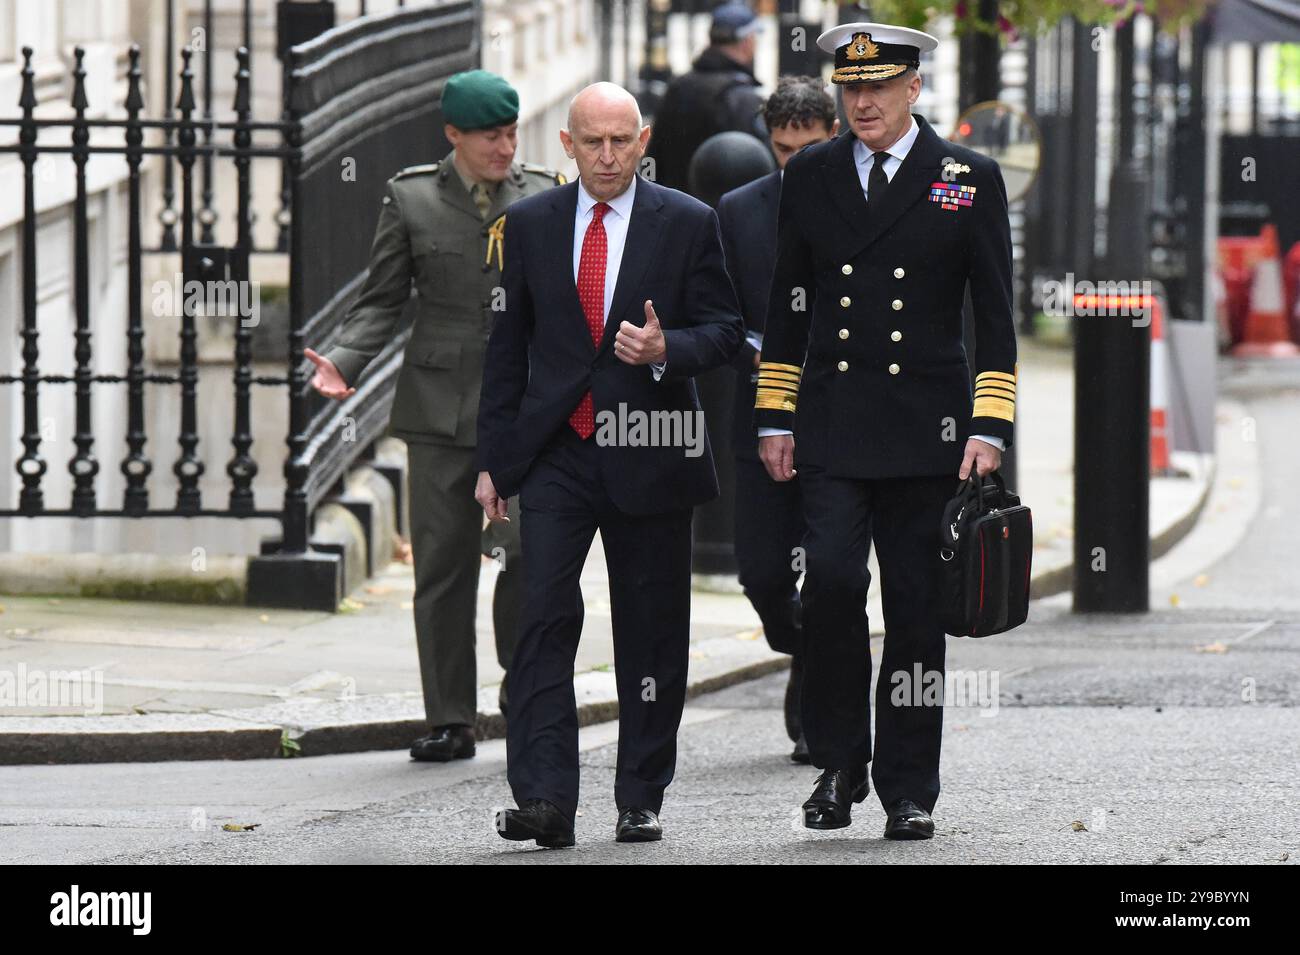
[644,1,768,195]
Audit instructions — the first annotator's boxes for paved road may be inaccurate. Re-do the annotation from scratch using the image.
[3,361,1297,864]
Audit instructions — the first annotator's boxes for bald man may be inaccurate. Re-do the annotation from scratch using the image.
[476,82,743,848]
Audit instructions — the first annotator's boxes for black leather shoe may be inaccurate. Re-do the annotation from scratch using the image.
[496,798,575,848]
[615,807,662,843]
[883,798,935,840]
[790,733,811,764]
[783,655,803,742]
[409,725,475,762]
[802,766,869,829]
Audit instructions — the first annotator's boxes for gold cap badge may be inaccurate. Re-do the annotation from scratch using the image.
[846,33,879,61]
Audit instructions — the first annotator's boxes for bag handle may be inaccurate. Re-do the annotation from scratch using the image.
[955,469,1007,511]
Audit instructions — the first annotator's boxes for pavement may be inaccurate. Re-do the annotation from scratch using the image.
[0,338,1222,763]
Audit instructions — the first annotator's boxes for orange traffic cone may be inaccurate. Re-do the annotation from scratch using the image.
[1233,226,1300,357]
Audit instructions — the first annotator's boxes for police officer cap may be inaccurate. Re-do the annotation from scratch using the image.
[442,70,519,131]
[816,22,938,85]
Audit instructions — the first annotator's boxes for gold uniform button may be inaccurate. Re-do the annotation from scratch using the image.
[893,267,905,279]
[838,328,850,340]
[837,360,849,372]
[891,330,902,342]
[842,264,853,275]
[840,296,851,307]
[892,299,903,311]
[888,363,900,375]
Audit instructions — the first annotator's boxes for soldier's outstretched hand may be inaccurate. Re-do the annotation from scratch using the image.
[304,348,356,400]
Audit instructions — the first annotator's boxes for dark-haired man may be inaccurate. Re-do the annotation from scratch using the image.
[716,76,838,764]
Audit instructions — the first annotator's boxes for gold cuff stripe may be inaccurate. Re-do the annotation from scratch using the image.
[758,361,803,375]
[755,394,798,411]
[975,385,1016,400]
[758,368,801,379]
[972,396,1016,422]
[832,64,909,83]
[758,375,801,387]
[976,371,1018,385]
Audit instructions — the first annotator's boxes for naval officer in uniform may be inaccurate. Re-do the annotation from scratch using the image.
[754,24,1017,838]
[304,70,566,762]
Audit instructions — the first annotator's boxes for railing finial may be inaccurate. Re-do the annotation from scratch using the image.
[177,46,196,113]
[126,45,143,114]
[71,45,88,113]
[19,46,35,111]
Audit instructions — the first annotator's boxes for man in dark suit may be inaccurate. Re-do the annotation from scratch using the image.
[754,23,1017,840]
[476,82,743,848]
[717,76,839,765]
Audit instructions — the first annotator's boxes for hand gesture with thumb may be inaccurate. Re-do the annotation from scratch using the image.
[614,300,668,365]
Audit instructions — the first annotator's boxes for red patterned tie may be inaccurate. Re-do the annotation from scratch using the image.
[569,201,609,438]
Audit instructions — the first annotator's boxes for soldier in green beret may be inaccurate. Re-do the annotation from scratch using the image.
[304,69,566,762]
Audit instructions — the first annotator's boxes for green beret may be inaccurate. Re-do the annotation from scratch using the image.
[441,70,519,131]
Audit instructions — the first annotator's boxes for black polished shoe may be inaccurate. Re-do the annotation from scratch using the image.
[790,733,811,764]
[496,798,575,848]
[802,766,869,830]
[409,724,475,762]
[883,798,935,840]
[614,807,662,843]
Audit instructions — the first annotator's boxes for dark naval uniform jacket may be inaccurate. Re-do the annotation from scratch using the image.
[323,156,565,446]
[753,115,1017,478]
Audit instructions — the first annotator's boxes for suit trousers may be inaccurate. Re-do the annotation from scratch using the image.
[733,457,804,658]
[797,466,953,814]
[406,441,522,728]
[507,426,693,823]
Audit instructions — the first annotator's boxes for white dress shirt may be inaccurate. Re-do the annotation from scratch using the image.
[574,175,665,380]
[757,116,1005,453]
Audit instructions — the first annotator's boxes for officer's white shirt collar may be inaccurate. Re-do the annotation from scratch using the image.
[576,172,636,223]
[853,114,920,184]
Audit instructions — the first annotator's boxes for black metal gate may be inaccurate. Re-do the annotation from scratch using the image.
[1,1,479,607]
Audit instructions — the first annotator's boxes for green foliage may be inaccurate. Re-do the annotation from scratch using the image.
[844,0,1211,38]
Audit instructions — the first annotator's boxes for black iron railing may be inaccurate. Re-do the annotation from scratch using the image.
[0,2,478,563]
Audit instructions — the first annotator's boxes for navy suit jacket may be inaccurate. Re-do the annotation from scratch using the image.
[716,169,781,461]
[477,174,744,514]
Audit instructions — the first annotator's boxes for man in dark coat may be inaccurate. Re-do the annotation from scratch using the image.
[476,83,742,849]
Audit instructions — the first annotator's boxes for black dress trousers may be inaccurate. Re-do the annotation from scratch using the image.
[506,427,694,823]
[732,457,804,657]
[797,465,954,814]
